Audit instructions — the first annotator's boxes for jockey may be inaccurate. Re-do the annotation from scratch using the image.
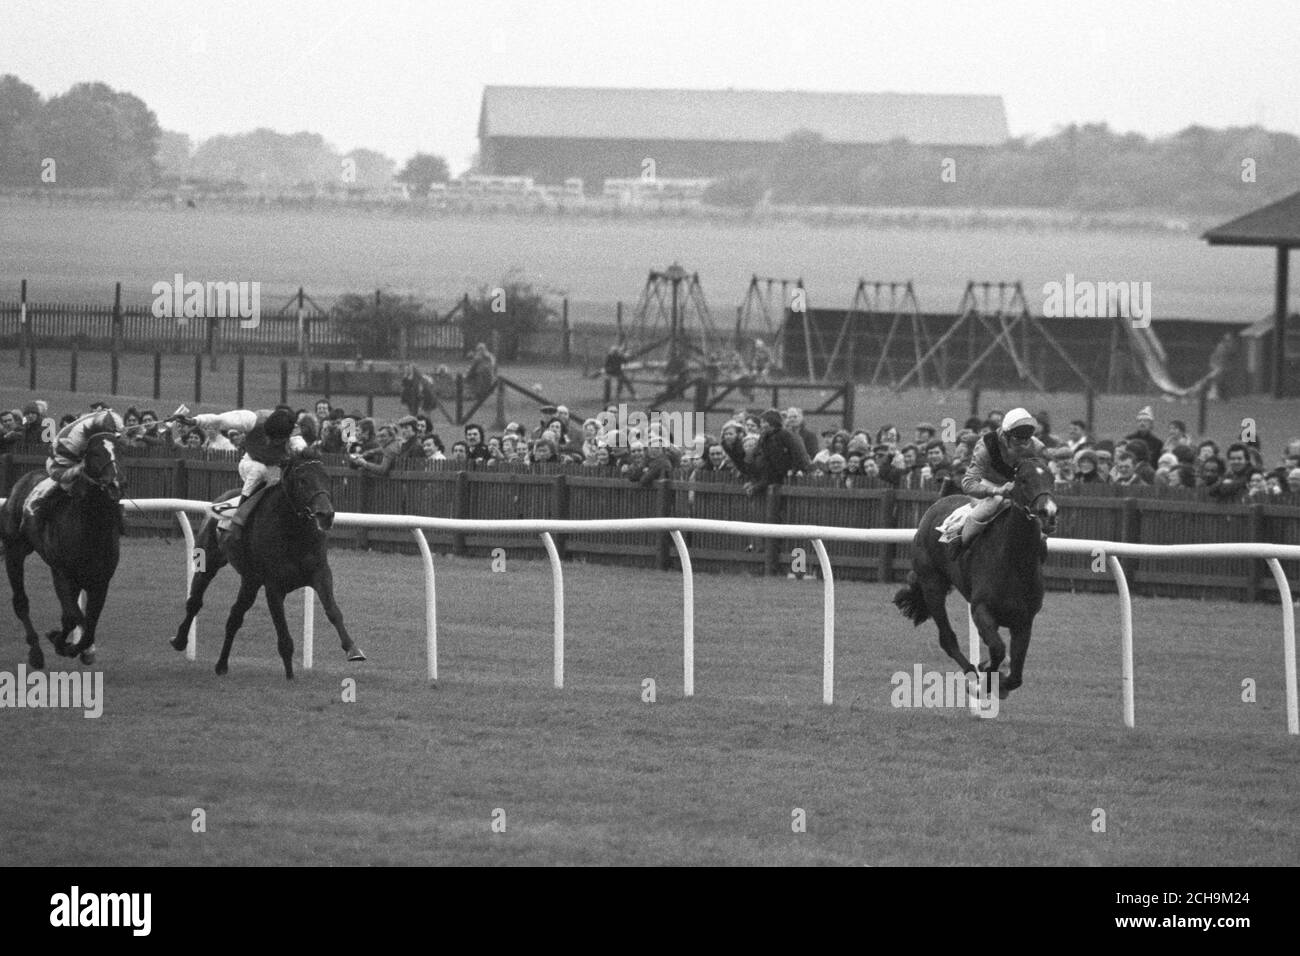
[170,405,303,529]
[952,408,1046,556]
[26,407,125,519]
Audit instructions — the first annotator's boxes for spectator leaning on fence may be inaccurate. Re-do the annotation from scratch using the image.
[1209,443,1254,501]
[738,409,812,497]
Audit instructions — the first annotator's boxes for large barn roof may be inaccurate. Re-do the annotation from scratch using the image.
[479,86,1009,147]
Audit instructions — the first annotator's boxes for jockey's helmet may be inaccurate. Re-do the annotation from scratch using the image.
[1000,408,1038,444]
[265,408,296,441]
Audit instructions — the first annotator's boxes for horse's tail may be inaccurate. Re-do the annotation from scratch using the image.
[892,572,931,626]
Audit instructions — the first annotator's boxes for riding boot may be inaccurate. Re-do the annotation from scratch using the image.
[31,485,67,522]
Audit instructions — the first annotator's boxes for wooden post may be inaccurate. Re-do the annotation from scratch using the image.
[28,344,36,390]
[111,282,123,370]
[153,352,162,400]
[110,352,119,395]
[495,379,506,430]
[1274,246,1289,398]
[656,479,673,571]
[323,362,331,402]
[296,287,307,358]
[841,382,854,431]
[452,471,470,556]
[366,393,374,417]
[551,474,569,559]
[763,488,782,576]
[207,316,218,372]
[1247,504,1266,602]
[194,353,202,404]
[279,360,289,406]
[455,374,464,424]
[879,487,898,582]
[236,353,246,409]
[616,300,623,342]
[561,298,571,365]
[18,279,28,368]
[1119,497,1141,587]
[1197,384,1209,436]
[1085,386,1095,433]
[969,385,981,419]
[70,342,78,392]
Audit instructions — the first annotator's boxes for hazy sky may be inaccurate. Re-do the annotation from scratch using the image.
[4,0,1298,172]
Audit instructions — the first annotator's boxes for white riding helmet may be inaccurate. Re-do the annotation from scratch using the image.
[1000,408,1038,436]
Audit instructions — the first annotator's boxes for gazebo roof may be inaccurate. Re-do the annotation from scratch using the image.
[1203,189,1300,248]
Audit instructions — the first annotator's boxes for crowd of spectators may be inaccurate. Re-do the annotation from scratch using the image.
[4,397,1299,505]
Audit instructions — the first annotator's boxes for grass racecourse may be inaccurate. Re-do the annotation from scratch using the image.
[0,539,1297,866]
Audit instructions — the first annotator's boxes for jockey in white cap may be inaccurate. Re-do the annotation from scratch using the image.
[25,408,125,520]
[952,407,1046,556]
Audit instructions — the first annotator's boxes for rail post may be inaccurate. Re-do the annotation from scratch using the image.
[70,342,78,392]
[153,352,162,400]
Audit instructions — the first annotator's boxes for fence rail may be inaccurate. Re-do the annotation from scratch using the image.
[3,451,1299,603]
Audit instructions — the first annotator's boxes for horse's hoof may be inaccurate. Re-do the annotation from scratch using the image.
[998,678,1021,700]
[79,647,96,666]
[346,648,367,663]
[28,649,45,670]
[215,662,228,676]
[170,635,188,652]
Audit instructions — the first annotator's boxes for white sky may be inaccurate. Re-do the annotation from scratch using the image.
[3,0,1298,173]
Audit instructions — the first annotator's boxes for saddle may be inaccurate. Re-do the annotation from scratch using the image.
[213,481,272,538]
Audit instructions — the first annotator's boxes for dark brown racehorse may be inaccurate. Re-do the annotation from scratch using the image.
[170,453,365,679]
[0,433,123,668]
[893,458,1057,698]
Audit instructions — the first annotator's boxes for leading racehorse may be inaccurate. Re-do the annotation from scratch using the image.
[0,432,124,667]
[893,458,1057,698]
[170,452,365,678]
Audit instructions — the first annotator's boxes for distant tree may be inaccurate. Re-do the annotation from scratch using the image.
[462,271,558,362]
[36,81,160,191]
[189,128,337,194]
[396,153,450,197]
[155,130,193,182]
[0,74,42,186]
[331,291,429,358]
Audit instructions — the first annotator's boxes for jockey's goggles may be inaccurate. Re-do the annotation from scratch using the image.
[1006,427,1035,443]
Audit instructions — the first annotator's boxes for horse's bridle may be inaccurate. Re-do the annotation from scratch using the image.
[282,459,331,524]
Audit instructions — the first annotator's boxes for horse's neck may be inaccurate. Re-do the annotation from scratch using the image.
[1006,506,1043,567]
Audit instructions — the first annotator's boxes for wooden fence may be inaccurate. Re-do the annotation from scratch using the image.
[3,450,1297,604]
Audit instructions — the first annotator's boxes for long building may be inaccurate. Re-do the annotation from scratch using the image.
[477,85,1010,188]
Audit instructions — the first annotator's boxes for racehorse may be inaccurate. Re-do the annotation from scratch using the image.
[170,453,365,679]
[893,458,1057,699]
[0,432,123,668]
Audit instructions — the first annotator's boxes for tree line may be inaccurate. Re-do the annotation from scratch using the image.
[703,126,1300,216]
[0,74,450,196]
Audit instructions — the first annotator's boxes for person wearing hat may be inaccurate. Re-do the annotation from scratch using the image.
[739,409,812,496]
[1125,406,1164,464]
[603,342,636,401]
[953,407,1047,557]
[914,422,937,445]
[171,404,305,531]
[21,401,45,446]
[1073,448,1102,483]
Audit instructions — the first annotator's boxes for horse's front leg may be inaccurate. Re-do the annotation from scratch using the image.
[73,582,109,665]
[1001,621,1033,698]
[4,544,43,669]
[313,567,366,663]
[48,571,84,658]
[972,603,1007,698]
[264,587,295,680]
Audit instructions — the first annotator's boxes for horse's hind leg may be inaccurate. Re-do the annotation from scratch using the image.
[264,587,295,680]
[313,567,365,663]
[928,584,977,676]
[4,546,43,669]
[1001,622,1032,699]
[172,525,227,652]
[216,576,260,676]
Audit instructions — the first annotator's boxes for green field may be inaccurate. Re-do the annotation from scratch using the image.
[0,539,1296,865]
[0,199,1288,323]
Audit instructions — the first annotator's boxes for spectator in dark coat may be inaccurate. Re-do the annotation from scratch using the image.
[784,407,821,458]
[742,409,812,495]
[1209,443,1254,501]
[1124,406,1164,463]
